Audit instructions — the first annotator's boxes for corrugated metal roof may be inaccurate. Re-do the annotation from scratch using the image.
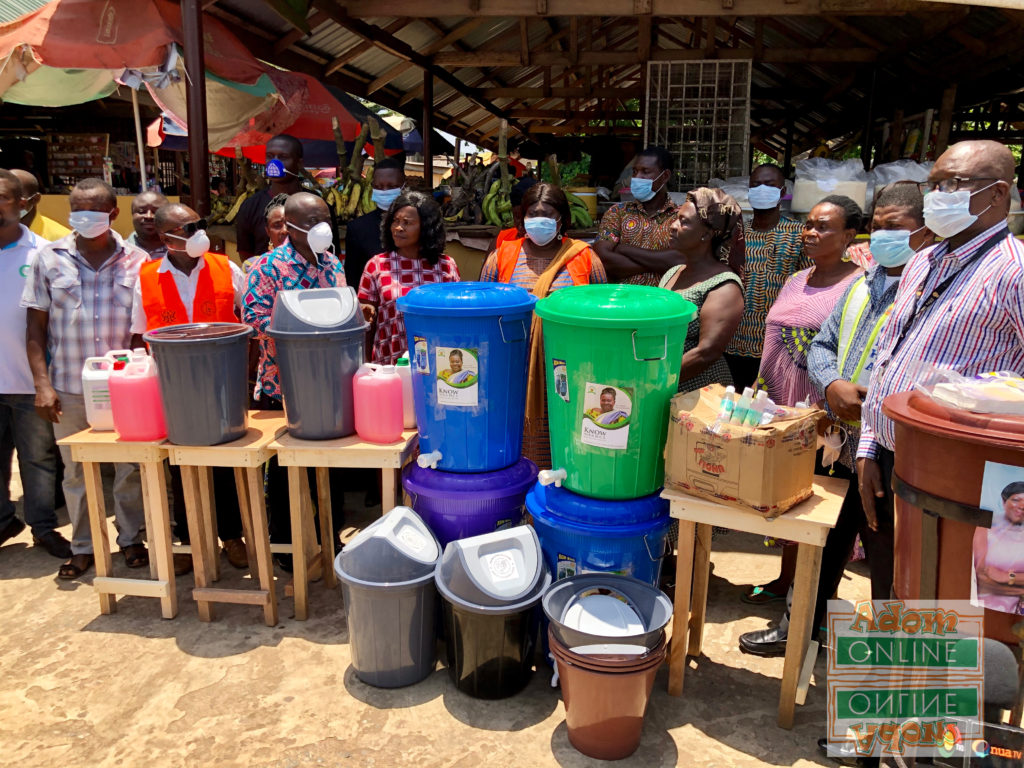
[0,0,50,25]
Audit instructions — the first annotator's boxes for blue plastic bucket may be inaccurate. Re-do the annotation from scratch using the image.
[525,482,671,587]
[397,282,536,473]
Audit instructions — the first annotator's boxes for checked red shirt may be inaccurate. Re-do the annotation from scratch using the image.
[357,251,461,364]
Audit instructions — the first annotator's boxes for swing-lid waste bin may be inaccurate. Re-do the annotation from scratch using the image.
[534,284,695,499]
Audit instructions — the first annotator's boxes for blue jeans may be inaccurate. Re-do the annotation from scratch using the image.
[0,393,59,536]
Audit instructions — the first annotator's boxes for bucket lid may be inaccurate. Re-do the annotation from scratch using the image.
[883,391,1024,450]
[337,506,440,583]
[561,593,645,637]
[403,457,538,500]
[268,286,365,334]
[144,322,252,343]
[528,481,668,526]
[397,281,537,317]
[534,284,696,329]
[434,525,542,606]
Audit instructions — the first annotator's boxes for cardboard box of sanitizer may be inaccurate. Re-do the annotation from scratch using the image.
[664,384,823,518]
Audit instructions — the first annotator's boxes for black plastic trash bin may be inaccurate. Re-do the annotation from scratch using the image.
[143,322,252,446]
[434,526,551,699]
[334,507,441,688]
[267,286,367,440]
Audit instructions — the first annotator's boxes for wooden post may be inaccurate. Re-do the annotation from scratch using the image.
[783,113,794,177]
[422,70,433,188]
[936,84,957,156]
[860,69,876,171]
[181,0,210,215]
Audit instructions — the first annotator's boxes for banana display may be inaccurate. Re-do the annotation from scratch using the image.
[565,192,594,229]
[324,176,377,222]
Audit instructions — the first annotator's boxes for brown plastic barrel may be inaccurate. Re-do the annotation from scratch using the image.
[548,628,666,760]
[883,391,1024,644]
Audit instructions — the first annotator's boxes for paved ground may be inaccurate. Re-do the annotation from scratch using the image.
[0,467,870,767]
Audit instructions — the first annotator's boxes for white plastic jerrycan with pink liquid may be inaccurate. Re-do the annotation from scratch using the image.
[353,363,404,444]
[109,357,167,441]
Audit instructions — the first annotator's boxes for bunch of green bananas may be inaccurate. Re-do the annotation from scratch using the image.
[482,180,513,227]
[566,192,594,229]
[326,177,377,221]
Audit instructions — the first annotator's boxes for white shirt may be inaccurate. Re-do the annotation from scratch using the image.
[1,225,46,394]
[130,254,246,334]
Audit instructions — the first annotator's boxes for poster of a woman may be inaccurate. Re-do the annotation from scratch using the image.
[972,462,1024,615]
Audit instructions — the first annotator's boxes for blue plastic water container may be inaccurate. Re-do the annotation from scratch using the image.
[525,481,671,587]
[397,282,537,473]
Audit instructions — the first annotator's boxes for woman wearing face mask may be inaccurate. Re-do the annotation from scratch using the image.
[358,191,460,365]
[659,188,744,394]
[480,183,606,468]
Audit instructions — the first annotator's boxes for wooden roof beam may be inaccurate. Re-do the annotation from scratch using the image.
[433,47,878,66]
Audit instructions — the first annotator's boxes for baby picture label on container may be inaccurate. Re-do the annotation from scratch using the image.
[413,336,429,374]
[581,383,633,450]
[552,359,570,403]
[436,346,479,406]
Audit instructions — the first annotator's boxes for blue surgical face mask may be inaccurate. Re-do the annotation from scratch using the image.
[869,227,925,268]
[523,216,560,246]
[747,184,783,210]
[371,187,402,210]
[630,172,666,203]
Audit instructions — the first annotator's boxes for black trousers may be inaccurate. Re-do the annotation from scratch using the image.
[169,464,244,544]
[256,395,345,545]
[811,448,895,632]
[724,353,761,391]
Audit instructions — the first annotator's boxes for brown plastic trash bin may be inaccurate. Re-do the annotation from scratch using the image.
[883,391,1024,644]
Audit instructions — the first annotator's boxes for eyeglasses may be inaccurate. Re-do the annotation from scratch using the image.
[917,177,998,195]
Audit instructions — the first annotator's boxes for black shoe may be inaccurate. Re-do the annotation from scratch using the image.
[274,553,293,573]
[738,624,789,657]
[0,518,26,547]
[817,737,879,766]
[33,530,72,559]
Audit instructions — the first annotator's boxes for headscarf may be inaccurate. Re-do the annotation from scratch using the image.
[685,187,742,265]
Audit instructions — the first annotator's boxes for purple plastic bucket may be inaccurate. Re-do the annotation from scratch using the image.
[402,458,538,547]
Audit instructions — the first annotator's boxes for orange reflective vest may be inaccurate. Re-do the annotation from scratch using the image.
[139,253,238,330]
[494,237,593,286]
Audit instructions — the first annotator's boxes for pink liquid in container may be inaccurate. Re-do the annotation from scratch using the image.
[109,357,167,441]
[353,363,404,444]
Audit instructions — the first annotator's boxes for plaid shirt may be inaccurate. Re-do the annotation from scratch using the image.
[858,222,1024,459]
[358,251,461,364]
[243,241,346,401]
[20,232,146,394]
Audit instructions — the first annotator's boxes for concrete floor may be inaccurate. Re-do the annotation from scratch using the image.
[0,469,871,768]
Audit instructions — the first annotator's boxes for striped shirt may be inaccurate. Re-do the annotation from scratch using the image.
[20,232,146,394]
[857,222,1024,459]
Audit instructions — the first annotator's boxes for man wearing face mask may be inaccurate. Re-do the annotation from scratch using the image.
[128,203,248,575]
[11,169,71,243]
[243,192,345,566]
[738,181,934,658]
[126,190,169,259]
[595,146,679,286]
[235,134,306,262]
[21,178,148,580]
[343,158,405,287]
[857,140,1024,576]
[726,163,810,390]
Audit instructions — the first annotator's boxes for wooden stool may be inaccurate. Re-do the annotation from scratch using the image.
[662,476,846,729]
[57,429,176,619]
[269,429,419,620]
[166,411,286,626]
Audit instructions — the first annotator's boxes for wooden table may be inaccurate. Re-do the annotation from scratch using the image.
[662,476,847,729]
[56,429,175,619]
[166,411,286,626]
[269,429,419,620]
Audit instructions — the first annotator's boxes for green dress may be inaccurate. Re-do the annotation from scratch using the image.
[659,266,743,394]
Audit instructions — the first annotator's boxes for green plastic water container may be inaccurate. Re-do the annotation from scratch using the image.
[534,285,696,499]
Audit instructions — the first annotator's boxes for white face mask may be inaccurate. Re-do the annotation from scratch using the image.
[69,210,111,239]
[922,182,997,239]
[287,220,333,255]
[165,230,210,260]
[748,184,783,210]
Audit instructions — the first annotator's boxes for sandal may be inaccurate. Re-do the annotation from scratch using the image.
[741,584,786,605]
[122,544,149,569]
[58,553,94,580]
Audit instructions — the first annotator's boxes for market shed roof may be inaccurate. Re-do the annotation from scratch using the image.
[192,2,1024,153]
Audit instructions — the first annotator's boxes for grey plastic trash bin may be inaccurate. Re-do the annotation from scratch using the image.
[267,286,367,440]
[335,507,441,688]
[435,526,551,699]
[143,323,252,446]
